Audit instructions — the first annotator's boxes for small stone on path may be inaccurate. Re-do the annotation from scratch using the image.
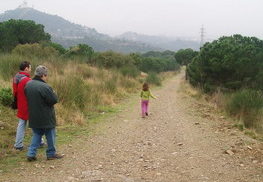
[225,150,234,155]
[247,146,253,150]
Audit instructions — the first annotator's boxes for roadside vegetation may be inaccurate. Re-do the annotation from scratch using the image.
[181,34,263,135]
[0,19,180,160]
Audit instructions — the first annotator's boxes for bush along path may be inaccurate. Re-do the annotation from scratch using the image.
[1,70,263,182]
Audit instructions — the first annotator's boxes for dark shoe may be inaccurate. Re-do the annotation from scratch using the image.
[145,112,148,116]
[47,154,64,160]
[15,147,24,151]
[27,156,37,162]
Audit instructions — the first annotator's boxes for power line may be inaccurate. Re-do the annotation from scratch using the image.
[200,25,205,48]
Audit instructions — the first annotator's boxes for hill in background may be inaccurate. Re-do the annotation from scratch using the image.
[0,7,199,53]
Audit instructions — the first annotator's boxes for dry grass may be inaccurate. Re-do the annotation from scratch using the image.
[0,80,10,88]
[45,61,142,122]
[180,78,263,136]
[178,77,202,99]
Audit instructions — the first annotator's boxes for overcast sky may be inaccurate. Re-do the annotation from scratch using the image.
[0,0,263,40]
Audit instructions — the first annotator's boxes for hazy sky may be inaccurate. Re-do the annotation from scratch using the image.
[0,0,263,40]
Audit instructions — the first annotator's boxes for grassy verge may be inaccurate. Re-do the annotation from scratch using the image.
[179,78,263,141]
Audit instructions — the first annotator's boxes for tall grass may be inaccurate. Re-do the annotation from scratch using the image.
[146,72,161,86]
[51,76,88,110]
[225,89,263,130]
[119,65,140,78]
[102,77,118,94]
[119,77,138,92]
[0,48,65,81]
[48,63,141,116]
[12,43,59,58]
[0,54,25,81]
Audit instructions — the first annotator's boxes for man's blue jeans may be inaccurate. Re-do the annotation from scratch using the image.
[27,128,56,158]
[14,119,27,148]
[14,118,45,149]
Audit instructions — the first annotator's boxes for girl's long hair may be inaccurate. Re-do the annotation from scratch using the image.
[142,83,149,91]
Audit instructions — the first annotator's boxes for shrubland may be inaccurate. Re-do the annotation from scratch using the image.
[185,35,263,134]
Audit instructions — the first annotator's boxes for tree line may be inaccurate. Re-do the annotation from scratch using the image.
[187,34,263,92]
[0,19,181,77]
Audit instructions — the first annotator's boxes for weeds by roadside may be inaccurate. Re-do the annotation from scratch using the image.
[179,77,263,139]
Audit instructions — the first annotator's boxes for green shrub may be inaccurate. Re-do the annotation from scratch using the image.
[224,81,242,90]
[226,89,263,128]
[12,43,59,58]
[0,19,51,52]
[0,88,13,106]
[203,83,216,93]
[187,35,263,91]
[41,41,66,55]
[92,51,134,68]
[174,48,198,65]
[52,76,88,110]
[139,51,180,73]
[119,65,140,78]
[65,44,94,61]
[146,72,161,86]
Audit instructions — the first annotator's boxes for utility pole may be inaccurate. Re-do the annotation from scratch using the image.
[200,25,205,48]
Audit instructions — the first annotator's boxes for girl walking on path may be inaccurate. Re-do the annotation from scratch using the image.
[140,83,156,118]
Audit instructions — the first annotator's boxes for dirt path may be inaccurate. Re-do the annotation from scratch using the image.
[1,71,263,182]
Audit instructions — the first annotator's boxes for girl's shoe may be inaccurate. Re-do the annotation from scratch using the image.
[145,112,148,116]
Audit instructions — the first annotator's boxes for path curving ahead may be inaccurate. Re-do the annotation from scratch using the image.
[1,71,263,182]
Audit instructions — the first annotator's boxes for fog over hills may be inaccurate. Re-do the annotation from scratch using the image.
[0,7,199,53]
[117,32,200,51]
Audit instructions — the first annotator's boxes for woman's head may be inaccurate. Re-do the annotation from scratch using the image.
[142,83,149,91]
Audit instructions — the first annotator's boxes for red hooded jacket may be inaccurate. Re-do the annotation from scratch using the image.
[13,72,31,120]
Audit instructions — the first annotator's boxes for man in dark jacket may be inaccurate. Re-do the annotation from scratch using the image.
[25,65,63,161]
